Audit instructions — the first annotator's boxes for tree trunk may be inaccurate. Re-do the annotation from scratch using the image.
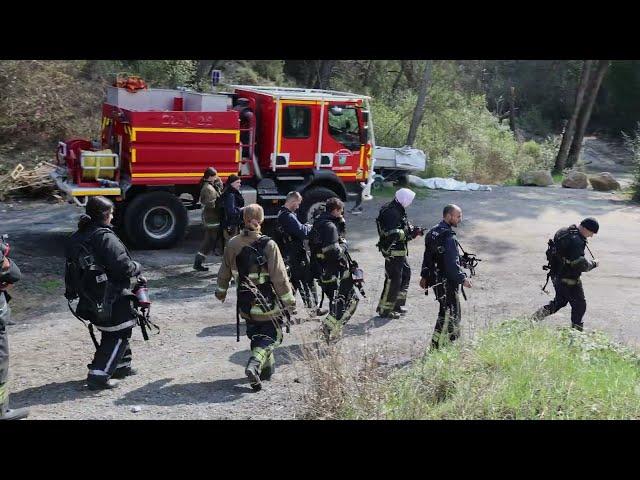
[406,61,433,147]
[508,85,517,132]
[314,60,336,89]
[194,60,216,87]
[391,64,404,96]
[362,60,374,88]
[553,60,594,173]
[303,61,316,88]
[566,60,610,168]
[400,60,417,88]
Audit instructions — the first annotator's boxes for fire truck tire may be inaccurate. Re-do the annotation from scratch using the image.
[298,187,337,224]
[123,191,188,249]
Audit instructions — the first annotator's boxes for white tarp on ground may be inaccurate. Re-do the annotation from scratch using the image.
[408,175,492,191]
[373,145,427,171]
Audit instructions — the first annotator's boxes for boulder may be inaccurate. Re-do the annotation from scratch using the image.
[561,170,588,189]
[589,172,620,191]
[519,170,553,187]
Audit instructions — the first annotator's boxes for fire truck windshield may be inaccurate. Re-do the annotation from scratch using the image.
[328,106,361,151]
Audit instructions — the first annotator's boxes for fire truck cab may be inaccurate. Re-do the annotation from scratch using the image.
[52,84,375,248]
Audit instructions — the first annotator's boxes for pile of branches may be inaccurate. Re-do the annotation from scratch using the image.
[0,161,61,201]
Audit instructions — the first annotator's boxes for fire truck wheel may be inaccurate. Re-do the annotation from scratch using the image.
[298,187,338,224]
[123,191,188,249]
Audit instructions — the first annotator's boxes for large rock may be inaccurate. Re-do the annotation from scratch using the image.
[562,170,588,189]
[519,170,553,187]
[589,172,620,191]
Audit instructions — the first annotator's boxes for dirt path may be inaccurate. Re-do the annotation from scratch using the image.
[1,138,638,419]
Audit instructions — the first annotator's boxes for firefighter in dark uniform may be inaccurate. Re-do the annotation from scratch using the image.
[376,188,423,319]
[420,204,472,349]
[194,167,224,271]
[64,196,143,390]
[0,235,30,420]
[215,204,296,391]
[276,191,327,317]
[532,218,599,331]
[220,174,244,248]
[309,197,360,342]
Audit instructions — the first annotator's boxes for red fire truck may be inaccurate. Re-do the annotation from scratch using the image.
[52,84,375,248]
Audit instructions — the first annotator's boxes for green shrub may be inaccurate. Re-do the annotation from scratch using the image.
[370,66,552,184]
[519,106,553,135]
[521,140,541,159]
[318,320,640,420]
[0,60,104,156]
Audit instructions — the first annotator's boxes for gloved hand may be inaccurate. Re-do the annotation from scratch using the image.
[215,289,226,302]
[131,261,143,276]
[590,259,599,270]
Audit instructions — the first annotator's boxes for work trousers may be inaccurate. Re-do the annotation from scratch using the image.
[287,247,319,310]
[247,321,283,375]
[198,227,222,257]
[377,255,411,315]
[431,281,461,349]
[539,277,587,330]
[0,297,10,405]
[320,270,360,336]
[87,327,133,380]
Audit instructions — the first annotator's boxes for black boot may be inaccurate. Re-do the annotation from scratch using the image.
[531,305,552,322]
[193,253,209,271]
[571,322,584,332]
[111,367,138,379]
[87,374,119,391]
[0,396,29,420]
[245,358,262,391]
[394,306,408,315]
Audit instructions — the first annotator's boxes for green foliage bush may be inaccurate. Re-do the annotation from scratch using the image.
[518,106,553,136]
[330,320,640,420]
[0,60,104,157]
[371,64,551,184]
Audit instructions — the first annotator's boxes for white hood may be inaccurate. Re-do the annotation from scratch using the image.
[395,188,416,208]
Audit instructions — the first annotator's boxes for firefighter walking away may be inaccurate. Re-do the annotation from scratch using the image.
[215,204,296,391]
[309,197,361,343]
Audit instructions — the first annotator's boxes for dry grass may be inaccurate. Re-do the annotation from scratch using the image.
[294,319,640,420]
[291,335,396,420]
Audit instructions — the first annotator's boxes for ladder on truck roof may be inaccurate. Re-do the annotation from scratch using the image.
[230,85,372,102]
